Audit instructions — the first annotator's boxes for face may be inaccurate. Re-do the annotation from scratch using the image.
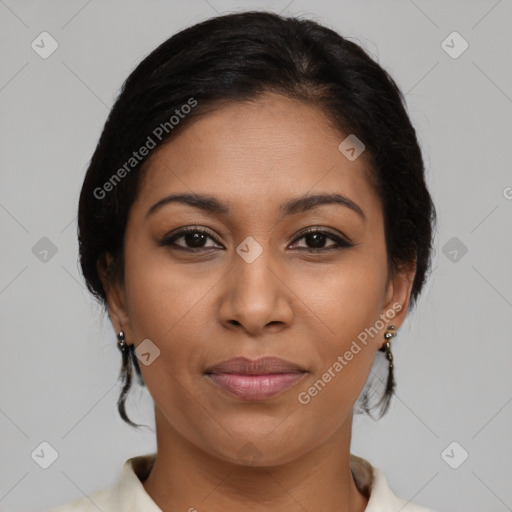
[102,92,414,466]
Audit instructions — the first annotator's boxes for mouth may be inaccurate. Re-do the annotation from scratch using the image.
[204,356,307,401]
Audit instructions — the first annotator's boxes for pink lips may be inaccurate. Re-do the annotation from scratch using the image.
[205,356,307,400]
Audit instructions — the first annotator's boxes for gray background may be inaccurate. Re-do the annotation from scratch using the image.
[1,1,511,511]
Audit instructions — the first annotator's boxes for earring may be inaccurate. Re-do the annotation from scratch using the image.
[369,324,397,417]
[117,330,127,353]
[115,330,145,427]
[380,324,397,368]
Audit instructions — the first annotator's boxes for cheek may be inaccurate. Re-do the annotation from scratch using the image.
[123,237,212,338]
[122,240,222,395]
[294,248,388,398]
[301,246,388,338]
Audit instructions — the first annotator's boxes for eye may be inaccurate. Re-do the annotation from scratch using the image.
[158,227,222,251]
[159,226,354,253]
[289,227,354,252]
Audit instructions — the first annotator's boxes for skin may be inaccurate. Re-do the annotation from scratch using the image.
[99,92,416,512]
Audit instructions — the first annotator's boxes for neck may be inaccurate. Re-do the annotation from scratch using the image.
[142,407,369,512]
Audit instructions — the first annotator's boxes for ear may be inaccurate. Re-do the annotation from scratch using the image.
[97,252,134,345]
[380,259,417,334]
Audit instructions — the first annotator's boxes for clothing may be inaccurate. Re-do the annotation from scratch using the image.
[47,452,436,511]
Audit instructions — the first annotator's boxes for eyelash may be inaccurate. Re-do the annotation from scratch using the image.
[158,226,354,253]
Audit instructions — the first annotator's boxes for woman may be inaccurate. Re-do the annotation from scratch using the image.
[50,11,437,512]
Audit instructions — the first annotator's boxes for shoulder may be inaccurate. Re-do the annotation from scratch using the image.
[350,453,437,512]
[46,453,159,512]
[369,466,437,512]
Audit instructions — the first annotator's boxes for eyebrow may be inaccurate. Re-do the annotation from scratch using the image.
[146,192,366,221]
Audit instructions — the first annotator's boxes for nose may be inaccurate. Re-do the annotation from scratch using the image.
[218,248,293,336]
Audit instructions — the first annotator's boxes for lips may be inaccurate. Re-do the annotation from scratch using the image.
[204,357,307,400]
[205,356,306,375]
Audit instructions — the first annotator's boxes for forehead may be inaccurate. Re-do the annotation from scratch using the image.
[133,92,380,219]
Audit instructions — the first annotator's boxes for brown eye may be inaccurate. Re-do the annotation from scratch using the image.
[158,227,222,251]
[289,228,353,252]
